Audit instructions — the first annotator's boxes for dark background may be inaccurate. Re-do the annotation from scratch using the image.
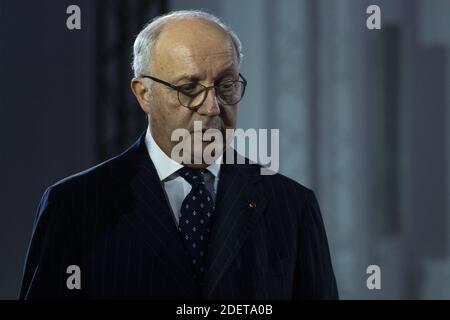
[0,0,449,299]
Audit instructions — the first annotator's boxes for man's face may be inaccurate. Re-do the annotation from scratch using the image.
[134,19,240,167]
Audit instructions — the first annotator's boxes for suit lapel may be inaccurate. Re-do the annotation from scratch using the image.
[109,136,268,298]
[203,155,268,298]
[111,135,198,297]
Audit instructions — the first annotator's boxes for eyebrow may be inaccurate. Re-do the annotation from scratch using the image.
[173,74,200,84]
[173,66,237,84]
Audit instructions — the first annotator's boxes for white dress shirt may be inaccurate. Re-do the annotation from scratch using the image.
[144,127,222,227]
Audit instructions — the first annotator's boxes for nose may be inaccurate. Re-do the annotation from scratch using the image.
[197,87,221,116]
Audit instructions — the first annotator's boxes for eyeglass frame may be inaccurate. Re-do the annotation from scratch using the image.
[139,73,247,111]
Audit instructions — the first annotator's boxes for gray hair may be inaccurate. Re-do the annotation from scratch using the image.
[132,9,243,79]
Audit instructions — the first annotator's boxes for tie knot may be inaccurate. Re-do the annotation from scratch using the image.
[179,167,207,186]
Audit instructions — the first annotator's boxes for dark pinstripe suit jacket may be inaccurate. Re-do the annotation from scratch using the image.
[20,133,338,300]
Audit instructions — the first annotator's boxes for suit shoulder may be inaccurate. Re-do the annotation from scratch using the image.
[251,164,313,195]
[267,171,311,194]
[240,164,318,226]
[46,143,138,202]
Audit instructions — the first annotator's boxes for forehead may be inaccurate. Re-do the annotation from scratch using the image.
[152,19,238,80]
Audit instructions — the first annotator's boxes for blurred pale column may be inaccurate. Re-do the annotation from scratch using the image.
[316,0,371,298]
[248,0,316,186]
[417,0,450,299]
[364,0,405,299]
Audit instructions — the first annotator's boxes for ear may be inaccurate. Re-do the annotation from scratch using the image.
[131,77,152,114]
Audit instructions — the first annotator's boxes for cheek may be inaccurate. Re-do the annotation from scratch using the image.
[150,91,182,127]
[156,102,193,136]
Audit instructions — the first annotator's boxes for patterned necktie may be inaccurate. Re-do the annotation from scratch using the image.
[178,167,215,282]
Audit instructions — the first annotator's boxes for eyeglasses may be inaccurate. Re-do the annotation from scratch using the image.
[139,73,247,110]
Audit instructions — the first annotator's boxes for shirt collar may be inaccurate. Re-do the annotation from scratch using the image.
[145,127,222,182]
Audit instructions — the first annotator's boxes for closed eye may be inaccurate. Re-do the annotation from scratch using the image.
[178,83,200,96]
[218,81,236,93]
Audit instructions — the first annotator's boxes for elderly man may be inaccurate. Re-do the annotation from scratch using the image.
[20,10,338,300]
